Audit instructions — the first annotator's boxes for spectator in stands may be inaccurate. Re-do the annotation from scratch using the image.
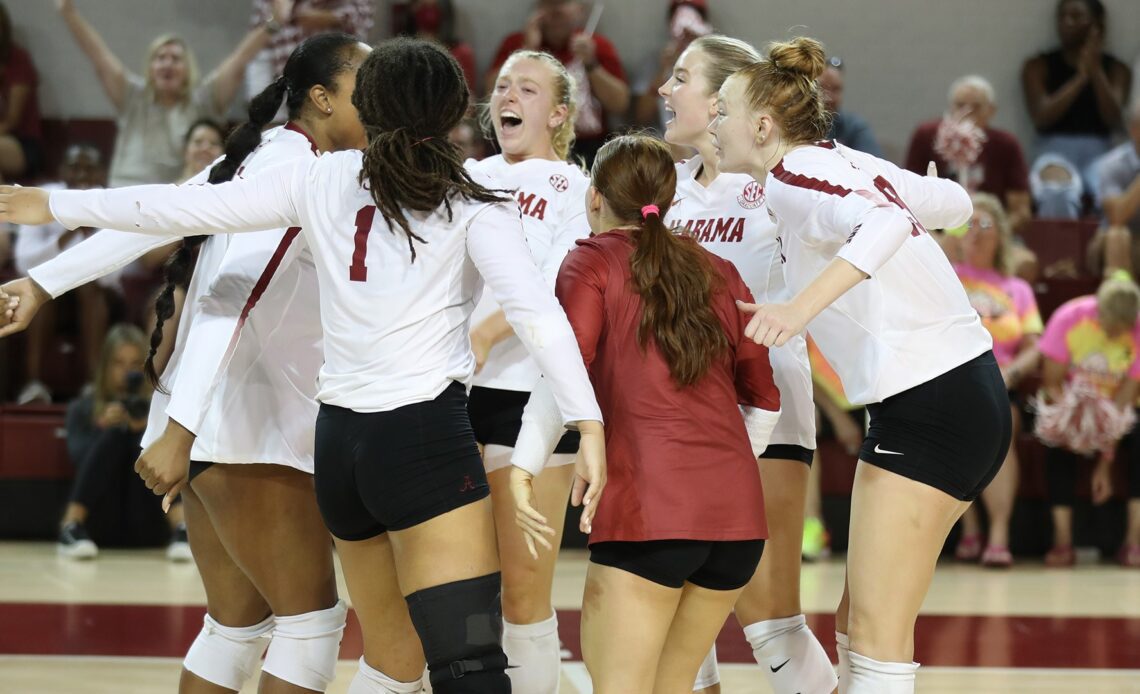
[1022,0,1132,199]
[247,0,373,99]
[57,324,190,561]
[953,194,1043,567]
[0,2,43,181]
[13,144,108,405]
[178,118,225,180]
[57,0,271,186]
[449,116,485,161]
[906,75,1031,234]
[1088,99,1140,278]
[485,0,629,163]
[397,0,476,94]
[1038,278,1140,568]
[820,56,882,157]
[631,0,712,137]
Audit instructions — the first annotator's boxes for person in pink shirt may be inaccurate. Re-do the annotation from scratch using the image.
[953,193,1043,567]
[1038,278,1140,567]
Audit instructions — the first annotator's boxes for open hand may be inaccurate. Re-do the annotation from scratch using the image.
[509,466,555,560]
[570,421,606,533]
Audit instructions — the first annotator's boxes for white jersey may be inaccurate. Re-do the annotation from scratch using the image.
[49,151,602,427]
[30,124,324,471]
[667,156,814,449]
[765,142,992,405]
[467,155,590,393]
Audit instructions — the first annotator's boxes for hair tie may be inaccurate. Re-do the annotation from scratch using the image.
[412,136,436,147]
[640,204,660,219]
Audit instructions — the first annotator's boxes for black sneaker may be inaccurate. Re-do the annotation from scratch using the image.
[57,522,98,559]
[166,523,193,563]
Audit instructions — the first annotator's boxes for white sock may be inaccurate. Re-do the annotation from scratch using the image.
[835,631,850,694]
[846,651,918,694]
[347,657,424,694]
[692,644,720,690]
[742,615,838,694]
[503,614,561,694]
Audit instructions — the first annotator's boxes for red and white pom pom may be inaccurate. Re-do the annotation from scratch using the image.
[933,115,987,173]
[1032,378,1137,455]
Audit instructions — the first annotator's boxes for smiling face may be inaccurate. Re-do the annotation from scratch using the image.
[659,46,717,149]
[149,40,190,98]
[183,124,223,175]
[489,55,567,160]
[710,74,762,174]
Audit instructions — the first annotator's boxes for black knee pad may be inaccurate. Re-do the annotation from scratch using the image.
[405,572,510,693]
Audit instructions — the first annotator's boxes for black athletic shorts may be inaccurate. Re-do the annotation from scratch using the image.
[759,444,815,465]
[860,351,1011,501]
[188,460,213,483]
[589,539,765,591]
[468,385,580,454]
[314,381,489,541]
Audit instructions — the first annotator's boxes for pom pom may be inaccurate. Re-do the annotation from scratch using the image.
[1031,378,1136,455]
[933,114,986,180]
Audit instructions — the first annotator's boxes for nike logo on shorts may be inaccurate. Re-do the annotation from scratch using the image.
[873,444,904,455]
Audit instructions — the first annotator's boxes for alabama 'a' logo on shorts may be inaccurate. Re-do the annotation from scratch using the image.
[549,174,570,192]
[738,181,764,209]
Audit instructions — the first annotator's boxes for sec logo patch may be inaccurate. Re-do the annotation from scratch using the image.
[549,174,569,192]
[738,181,764,209]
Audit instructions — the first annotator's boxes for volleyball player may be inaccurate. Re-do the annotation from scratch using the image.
[712,37,1009,694]
[659,34,834,694]
[467,49,589,693]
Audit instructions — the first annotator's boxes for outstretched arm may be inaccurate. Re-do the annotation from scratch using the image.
[0,162,304,238]
[57,0,129,110]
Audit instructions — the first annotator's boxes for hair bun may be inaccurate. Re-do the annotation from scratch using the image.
[768,37,827,81]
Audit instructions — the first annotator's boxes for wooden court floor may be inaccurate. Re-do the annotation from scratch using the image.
[1,542,1138,693]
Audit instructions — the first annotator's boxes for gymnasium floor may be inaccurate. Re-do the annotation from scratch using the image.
[1,542,1138,693]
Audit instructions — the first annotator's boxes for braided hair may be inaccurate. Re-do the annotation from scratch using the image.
[352,37,508,262]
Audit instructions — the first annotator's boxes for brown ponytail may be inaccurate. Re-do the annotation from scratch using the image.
[591,135,729,386]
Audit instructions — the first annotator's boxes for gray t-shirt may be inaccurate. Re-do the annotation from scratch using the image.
[1096,141,1140,234]
[108,74,220,187]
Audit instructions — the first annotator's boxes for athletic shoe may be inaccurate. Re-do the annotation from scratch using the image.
[166,523,193,563]
[1116,544,1140,568]
[17,381,51,405]
[981,544,1013,568]
[1044,544,1076,567]
[954,534,982,561]
[802,517,829,561]
[57,522,98,559]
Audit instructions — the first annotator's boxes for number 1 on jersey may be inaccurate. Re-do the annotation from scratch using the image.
[349,205,378,282]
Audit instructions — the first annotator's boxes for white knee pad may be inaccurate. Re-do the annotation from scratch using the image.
[262,600,349,691]
[693,643,720,690]
[183,613,274,691]
[348,656,424,693]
